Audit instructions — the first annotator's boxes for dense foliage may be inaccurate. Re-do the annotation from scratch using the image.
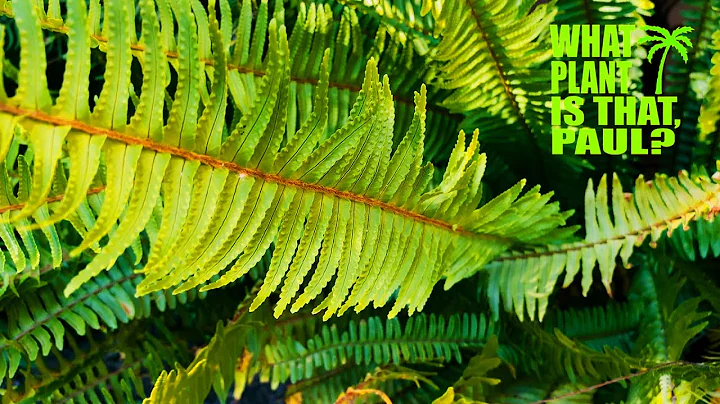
[0,0,720,402]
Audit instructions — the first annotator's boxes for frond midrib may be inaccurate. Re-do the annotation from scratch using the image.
[4,269,140,345]
[0,251,69,291]
[269,335,484,368]
[0,186,105,215]
[462,0,544,155]
[57,357,145,404]
[0,101,513,246]
[491,188,719,263]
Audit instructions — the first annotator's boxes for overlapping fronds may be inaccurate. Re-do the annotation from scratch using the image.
[625,365,720,404]
[329,0,462,162]
[420,0,591,188]
[542,302,642,352]
[4,0,720,402]
[0,0,462,164]
[698,30,720,165]
[485,165,720,321]
[663,0,720,170]
[338,0,436,48]
[0,156,62,291]
[284,363,377,403]
[629,267,720,402]
[0,0,569,322]
[424,0,554,115]
[147,319,251,404]
[630,268,709,364]
[160,295,495,403]
[240,312,495,393]
[0,250,203,382]
[2,320,184,404]
[333,364,440,404]
[432,336,502,403]
[504,321,643,385]
[668,216,720,260]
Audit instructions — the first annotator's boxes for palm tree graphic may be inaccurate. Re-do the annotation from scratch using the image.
[639,26,693,94]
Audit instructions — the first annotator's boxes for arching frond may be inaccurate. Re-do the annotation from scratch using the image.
[421,0,591,190]
[0,250,204,382]
[2,320,185,404]
[485,165,720,321]
[0,0,568,322]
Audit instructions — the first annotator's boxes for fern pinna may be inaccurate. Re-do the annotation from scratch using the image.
[0,0,720,402]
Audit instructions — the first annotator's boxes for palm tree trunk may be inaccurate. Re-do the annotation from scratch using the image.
[656,47,671,94]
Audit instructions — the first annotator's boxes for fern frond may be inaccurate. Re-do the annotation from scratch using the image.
[674,259,720,314]
[0,251,204,382]
[422,0,591,189]
[0,157,62,284]
[485,166,720,321]
[432,335,502,403]
[0,0,462,164]
[698,30,720,165]
[335,364,439,404]
[504,321,643,385]
[668,217,720,260]
[284,362,377,403]
[146,319,251,404]
[543,302,642,352]
[234,307,496,400]
[663,0,720,171]
[338,0,437,47]
[260,312,494,386]
[625,267,711,402]
[630,267,709,364]
[2,320,184,403]
[0,0,569,321]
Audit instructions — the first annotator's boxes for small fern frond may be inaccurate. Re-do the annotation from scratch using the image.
[0,251,204,382]
[485,166,720,321]
[625,267,711,402]
[2,320,183,404]
[668,216,720,260]
[630,267,709,364]
[235,307,495,398]
[504,321,643,385]
[542,302,642,352]
[146,319,251,404]
[432,335,502,403]
[259,312,494,385]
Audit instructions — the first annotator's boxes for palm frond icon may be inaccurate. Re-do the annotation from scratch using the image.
[639,26,693,94]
